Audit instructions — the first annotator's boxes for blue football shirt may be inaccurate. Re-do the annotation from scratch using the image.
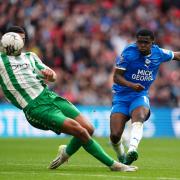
[112,43,174,99]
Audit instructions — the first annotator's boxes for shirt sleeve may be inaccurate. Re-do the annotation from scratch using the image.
[31,52,48,71]
[29,52,49,79]
[115,51,129,71]
[159,48,174,62]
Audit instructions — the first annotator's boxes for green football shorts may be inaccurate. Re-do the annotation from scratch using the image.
[23,88,80,134]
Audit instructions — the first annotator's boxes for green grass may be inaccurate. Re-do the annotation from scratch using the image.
[0,138,180,180]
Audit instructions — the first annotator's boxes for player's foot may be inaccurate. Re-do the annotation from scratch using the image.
[110,161,138,172]
[118,154,126,163]
[124,150,138,165]
[48,145,69,169]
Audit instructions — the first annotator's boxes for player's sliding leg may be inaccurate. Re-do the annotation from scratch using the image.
[49,137,138,171]
[49,114,93,169]
[49,139,138,172]
[48,118,112,169]
[49,118,138,171]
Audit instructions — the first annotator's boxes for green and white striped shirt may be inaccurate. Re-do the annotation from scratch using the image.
[0,52,48,109]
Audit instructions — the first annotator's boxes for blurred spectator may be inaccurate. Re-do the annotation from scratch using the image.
[0,0,179,107]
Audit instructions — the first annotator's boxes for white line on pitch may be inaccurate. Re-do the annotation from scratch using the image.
[0,171,180,180]
[1,163,178,171]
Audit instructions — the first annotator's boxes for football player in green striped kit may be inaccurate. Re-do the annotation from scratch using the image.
[0,26,137,172]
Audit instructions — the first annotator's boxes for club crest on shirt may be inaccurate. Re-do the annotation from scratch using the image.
[145,59,151,67]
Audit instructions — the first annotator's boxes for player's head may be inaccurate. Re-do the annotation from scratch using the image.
[136,29,154,55]
[6,26,26,42]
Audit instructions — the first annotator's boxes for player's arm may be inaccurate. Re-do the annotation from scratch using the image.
[113,68,145,92]
[30,52,56,82]
[159,49,180,62]
[173,52,180,61]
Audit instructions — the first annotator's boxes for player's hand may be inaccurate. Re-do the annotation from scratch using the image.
[41,69,55,81]
[131,83,145,92]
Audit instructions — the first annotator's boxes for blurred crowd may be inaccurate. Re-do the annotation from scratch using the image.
[0,0,179,107]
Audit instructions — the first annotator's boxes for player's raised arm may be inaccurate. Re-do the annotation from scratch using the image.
[173,52,180,61]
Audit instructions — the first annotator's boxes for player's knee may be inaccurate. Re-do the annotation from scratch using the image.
[86,125,94,136]
[76,126,89,140]
[79,127,88,136]
[74,114,94,136]
[110,133,121,144]
[132,108,149,122]
[136,113,147,122]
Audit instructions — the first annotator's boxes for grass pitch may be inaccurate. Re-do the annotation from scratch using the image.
[0,138,180,180]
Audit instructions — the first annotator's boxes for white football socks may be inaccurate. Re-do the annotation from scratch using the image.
[111,140,125,157]
[128,122,143,153]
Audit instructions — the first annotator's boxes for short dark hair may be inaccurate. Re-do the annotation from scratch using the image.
[136,29,154,40]
[6,26,25,34]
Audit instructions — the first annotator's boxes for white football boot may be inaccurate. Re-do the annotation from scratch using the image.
[48,145,69,169]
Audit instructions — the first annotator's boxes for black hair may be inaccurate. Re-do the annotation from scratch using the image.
[136,29,154,40]
[6,25,25,34]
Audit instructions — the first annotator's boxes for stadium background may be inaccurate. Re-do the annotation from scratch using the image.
[0,0,179,138]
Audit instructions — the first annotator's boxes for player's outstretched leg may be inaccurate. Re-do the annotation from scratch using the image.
[49,114,93,169]
[49,119,138,171]
[49,141,138,172]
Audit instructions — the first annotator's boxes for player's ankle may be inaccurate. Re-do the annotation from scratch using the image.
[64,148,70,157]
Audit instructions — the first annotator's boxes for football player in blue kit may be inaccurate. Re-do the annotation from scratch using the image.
[110,29,180,165]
